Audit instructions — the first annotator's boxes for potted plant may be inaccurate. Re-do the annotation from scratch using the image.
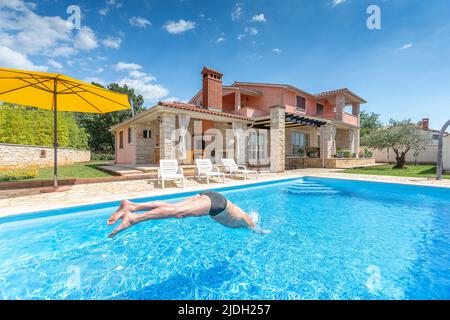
[343,150,352,158]
[307,147,318,158]
[335,148,343,158]
[352,152,357,158]
[358,151,365,158]
[297,148,306,157]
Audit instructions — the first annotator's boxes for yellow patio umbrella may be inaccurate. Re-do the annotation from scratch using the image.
[0,67,131,189]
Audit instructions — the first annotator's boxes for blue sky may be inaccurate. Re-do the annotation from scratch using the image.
[1,0,449,128]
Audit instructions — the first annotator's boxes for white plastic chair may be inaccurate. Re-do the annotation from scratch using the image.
[221,158,258,180]
[195,159,225,184]
[158,160,185,189]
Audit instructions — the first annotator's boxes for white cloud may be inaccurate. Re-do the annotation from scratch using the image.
[101,36,122,49]
[0,4,72,56]
[74,27,98,50]
[245,27,258,35]
[231,3,243,21]
[47,59,63,70]
[163,97,188,103]
[164,19,196,34]
[216,37,226,43]
[115,62,142,71]
[117,76,168,102]
[0,45,47,71]
[272,48,282,53]
[397,43,413,51]
[129,16,151,28]
[99,8,108,16]
[251,14,266,22]
[51,46,76,57]
[237,34,245,40]
[96,67,104,73]
[99,0,123,16]
[84,77,106,85]
[114,61,169,102]
[332,0,347,7]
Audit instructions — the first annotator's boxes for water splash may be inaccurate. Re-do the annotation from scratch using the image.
[249,211,271,234]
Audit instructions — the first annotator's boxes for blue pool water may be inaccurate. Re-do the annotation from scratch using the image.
[0,177,449,300]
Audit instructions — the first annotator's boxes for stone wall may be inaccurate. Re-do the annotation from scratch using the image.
[159,113,176,160]
[0,143,91,170]
[134,120,160,164]
[325,157,375,168]
[335,128,350,150]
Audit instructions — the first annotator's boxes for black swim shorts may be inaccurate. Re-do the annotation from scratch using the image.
[200,191,228,216]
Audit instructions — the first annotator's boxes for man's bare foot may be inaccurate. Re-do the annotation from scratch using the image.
[108,212,136,238]
[108,200,134,225]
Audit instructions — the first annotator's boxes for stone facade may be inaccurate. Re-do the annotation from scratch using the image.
[0,143,91,170]
[134,120,160,164]
[270,105,286,172]
[159,113,177,160]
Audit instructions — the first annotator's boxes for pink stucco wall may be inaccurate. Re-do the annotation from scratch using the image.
[116,127,135,164]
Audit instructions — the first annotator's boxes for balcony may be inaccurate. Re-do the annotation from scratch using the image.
[315,111,358,126]
[238,106,267,118]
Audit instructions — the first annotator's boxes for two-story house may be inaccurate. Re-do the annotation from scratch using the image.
[110,67,373,172]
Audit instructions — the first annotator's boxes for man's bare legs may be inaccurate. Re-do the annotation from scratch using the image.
[107,195,202,225]
[108,195,211,238]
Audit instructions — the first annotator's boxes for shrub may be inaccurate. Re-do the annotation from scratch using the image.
[92,153,115,161]
[0,167,38,181]
[364,148,373,158]
[342,150,352,158]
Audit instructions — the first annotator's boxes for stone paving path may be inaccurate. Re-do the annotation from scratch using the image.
[1,169,449,217]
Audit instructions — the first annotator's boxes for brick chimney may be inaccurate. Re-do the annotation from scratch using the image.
[422,118,429,130]
[201,67,223,111]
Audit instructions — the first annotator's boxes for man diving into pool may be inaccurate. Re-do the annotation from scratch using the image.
[107,191,256,238]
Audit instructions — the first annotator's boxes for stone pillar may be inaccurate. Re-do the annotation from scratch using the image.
[352,103,361,125]
[310,127,318,148]
[159,113,176,160]
[270,105,286,173]
[354,129,360,155]
[235,91,241,114]
[321,125,333,161]
[349,129,355,154]
[336,94,345,121]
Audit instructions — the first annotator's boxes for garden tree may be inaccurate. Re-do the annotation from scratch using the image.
[0,103,89,149]
[361,119,431,169]
[75,82,145,154]
[360,110,383,138]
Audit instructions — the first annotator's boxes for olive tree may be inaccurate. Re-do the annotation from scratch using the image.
[361,120,431,169]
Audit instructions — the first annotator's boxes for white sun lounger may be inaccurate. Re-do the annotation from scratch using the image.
[195,159,225,184]
[157,160,185,189]
[221,158,258,180]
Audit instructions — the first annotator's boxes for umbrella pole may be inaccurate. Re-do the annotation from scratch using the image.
[53,80,58,188]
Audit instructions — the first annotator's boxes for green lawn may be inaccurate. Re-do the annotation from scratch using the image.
[0,161,114,182]
[342,164,450,180]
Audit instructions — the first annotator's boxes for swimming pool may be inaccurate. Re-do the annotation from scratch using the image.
[0,177,449,300]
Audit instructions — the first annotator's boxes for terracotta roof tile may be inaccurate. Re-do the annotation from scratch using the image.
[158,101,252,121]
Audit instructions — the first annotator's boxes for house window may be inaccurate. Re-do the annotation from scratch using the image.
[316,103,324,115]
[119,131,124,149]
[143,130,152,139]
[128,127,133,144]
[296,96,306,112]
[432,134,439,141]
[291,132,309,155]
